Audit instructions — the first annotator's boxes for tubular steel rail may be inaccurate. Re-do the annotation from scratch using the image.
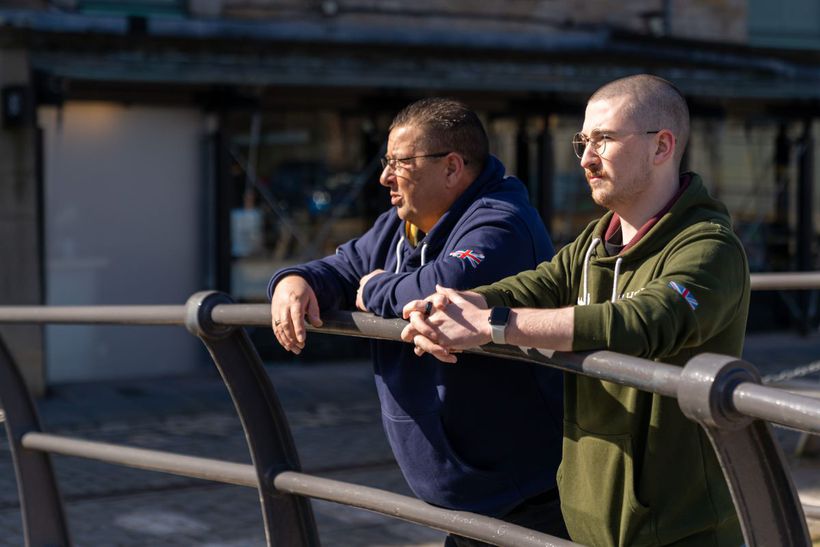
[0,273,816,546]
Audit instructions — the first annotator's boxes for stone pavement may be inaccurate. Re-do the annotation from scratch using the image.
[0,360,445,546]
[0,331,819,546]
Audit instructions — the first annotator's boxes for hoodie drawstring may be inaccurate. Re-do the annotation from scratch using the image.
[581,238,601,306]
[611,257,623,302]
[394,236,405,274]
[394,238,429,272]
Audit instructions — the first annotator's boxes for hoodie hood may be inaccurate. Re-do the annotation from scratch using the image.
[418,154,510,255]
[589,173,731,264]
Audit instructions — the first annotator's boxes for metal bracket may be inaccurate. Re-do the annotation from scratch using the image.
[0,336,71,546]
[186,291,320,547]
[679,353,811,547]
[184,291,236,339]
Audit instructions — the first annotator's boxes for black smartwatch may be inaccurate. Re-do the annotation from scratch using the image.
[488,307,511,345]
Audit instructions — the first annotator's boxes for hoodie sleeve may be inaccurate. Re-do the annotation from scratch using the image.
[474,241,578,310]
[361,207,553,318]
[266,212,394,311]
[473,224,596,309]
[572,224,749,359]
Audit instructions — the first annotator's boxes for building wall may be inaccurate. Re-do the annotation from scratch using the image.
[748,0,820,49]
[0,48,45,395]
[40,102,207,383]
[670,0,747,43]
[196,0,747,43]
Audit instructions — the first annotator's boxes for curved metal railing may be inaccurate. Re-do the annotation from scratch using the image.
[0,271,818,546]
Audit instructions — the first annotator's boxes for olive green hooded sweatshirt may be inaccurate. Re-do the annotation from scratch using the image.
[474,173,749,547]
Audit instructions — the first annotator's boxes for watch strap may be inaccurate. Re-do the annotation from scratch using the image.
[489,307,511,345]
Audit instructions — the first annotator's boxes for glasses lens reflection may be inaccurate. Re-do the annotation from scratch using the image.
[572,133,604,159]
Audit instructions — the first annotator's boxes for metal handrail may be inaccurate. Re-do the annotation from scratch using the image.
[0,270,817,326]
[1,302,818,434]
[218,306,820,434]
[20,432,574,546]
[0,305,185,324]
[0,294,576,547]
[750,272,820,291]
[1,280,820,546]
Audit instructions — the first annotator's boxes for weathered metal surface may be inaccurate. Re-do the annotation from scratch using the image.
[0,337,71,546]
[750,272,820,291]
[18,431,579,547]
[679,354,811,547]
[733,382,820,435]
[185,291,320,547]
[22,432,258,487]
[2,295,820,546]
[0,305,185,325]
[274,471,580,547]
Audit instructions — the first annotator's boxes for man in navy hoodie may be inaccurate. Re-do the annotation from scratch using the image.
[268,98,565,544]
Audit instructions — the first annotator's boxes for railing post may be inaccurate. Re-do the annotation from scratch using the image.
[677,353,810,547]
[0,335,71,547]
[185,291,319,547]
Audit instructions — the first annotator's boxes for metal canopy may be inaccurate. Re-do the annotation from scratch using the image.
[2,8,820,101]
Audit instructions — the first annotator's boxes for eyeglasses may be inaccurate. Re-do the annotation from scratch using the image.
[572,130,660,159]
[380,152,452,171]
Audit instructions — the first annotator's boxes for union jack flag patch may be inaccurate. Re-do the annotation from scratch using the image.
[668,281,699,310]
[449,249,485,268]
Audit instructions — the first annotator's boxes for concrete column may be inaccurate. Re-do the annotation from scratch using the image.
[0,48,45,396]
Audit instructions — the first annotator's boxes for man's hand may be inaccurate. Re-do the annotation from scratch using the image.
[356,269,385,311]
[401,285,490,363]
[270,275,323,354]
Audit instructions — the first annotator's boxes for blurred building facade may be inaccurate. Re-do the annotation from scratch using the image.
[2,0,820,390]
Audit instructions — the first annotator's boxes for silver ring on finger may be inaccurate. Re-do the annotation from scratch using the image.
[274,319,282,327]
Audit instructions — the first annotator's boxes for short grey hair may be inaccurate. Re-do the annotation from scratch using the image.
[390,98,489,171]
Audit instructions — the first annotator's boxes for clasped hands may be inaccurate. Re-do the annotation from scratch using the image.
[401,285,491,364]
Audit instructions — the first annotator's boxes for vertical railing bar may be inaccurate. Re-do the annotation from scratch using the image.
[0,334,71,547]
[185,291,319,547]
[678,354,811,547]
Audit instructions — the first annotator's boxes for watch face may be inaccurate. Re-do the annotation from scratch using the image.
[489,307,511,325]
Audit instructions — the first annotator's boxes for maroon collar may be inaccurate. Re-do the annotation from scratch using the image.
[604,174,692,255]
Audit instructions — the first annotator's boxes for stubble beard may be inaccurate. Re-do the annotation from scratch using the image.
[586,164,651,211]
[586,168,614,208]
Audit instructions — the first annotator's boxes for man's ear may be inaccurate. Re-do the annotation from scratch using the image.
[653,130,676,165]
[444,153,466,187]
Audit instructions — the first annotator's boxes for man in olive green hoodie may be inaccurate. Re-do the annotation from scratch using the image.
[401,74,748,547]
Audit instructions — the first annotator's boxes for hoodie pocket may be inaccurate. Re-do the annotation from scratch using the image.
[381,411,520,515]
[557,421,655,547]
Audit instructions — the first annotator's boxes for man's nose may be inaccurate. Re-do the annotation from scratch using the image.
[379,166,394,186]
[579,144,600,170]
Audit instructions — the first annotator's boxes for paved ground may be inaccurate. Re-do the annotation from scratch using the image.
[0,330,819,546]
[0,361,445,546]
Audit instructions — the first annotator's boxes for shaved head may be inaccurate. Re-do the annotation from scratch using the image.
[589,74,690,163]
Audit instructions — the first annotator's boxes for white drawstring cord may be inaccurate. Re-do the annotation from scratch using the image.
[611,257,623,302]
[581,238,601,305]
[394,236,405,273]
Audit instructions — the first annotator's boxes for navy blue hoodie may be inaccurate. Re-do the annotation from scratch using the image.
[267,156,563,516]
